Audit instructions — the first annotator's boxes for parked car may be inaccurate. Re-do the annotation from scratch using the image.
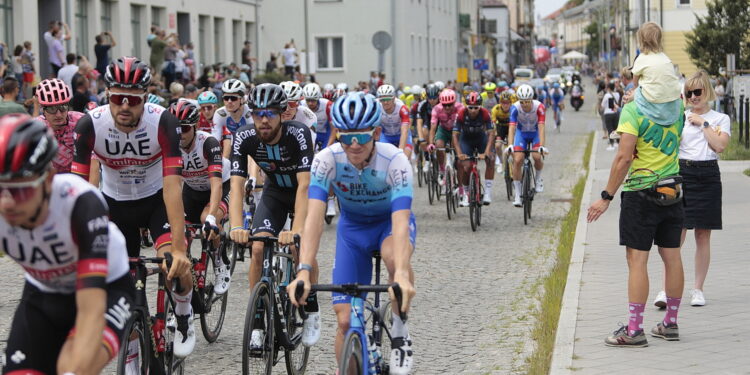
[513,68,534,82]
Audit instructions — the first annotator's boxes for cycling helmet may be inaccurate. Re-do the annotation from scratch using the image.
[222,78,246,95]
[484,82,497,92]
[336,82,349,92]
[36,79,71,106]
[147,93,162,105]
[280,81,303,101]
[516,84,534,100]
[168,100,200,125]
[411,85,423,96]
[85,101,98,113]
[302,83,322,100]
[439,89,456,105]
[104,57,151,90]
[376,84,396,98]
[499,91,513,102]
[331,92,381,130]
[434,81,445,91]
[197,91,218,105]
[425,84,440,99]
[322,88,335,101]
[250,83,288,110]
[402,86,412,95]
[552,82,561,89]
[498,81,508,88]
[0,114,58,180]
[465,92,482,106]
[323,83,335,91]
[333,88,346,101]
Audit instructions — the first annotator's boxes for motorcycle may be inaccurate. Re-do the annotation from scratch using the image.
[570,85,584,111]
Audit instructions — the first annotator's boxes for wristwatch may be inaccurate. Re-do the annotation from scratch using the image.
[297,263,313,273]
[703,121,710,128]
[601,190,614,201]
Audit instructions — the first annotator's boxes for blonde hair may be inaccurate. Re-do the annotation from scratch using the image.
[684,70,716,103]
[637,22,663,53]
[620,66,633,81]
[169,82,184,96]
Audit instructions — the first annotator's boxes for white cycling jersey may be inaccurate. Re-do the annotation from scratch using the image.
[211,104,254,144]
[287,106,318,145]
[182,131,230,191]
[300,98,332,134]
[378,101,411,137]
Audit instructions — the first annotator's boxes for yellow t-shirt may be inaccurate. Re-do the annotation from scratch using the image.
[491,104,512,126]
[616,101,684,191]
[631,52,682,103]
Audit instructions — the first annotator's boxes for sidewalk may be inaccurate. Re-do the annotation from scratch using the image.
[551,137,750,375]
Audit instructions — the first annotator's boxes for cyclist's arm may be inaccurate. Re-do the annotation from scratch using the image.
[71,114,95,182]
[159,112,187,255]
[290,127,315,237]
[428,107,439,144]
[483,110,495,155]
[398,106,410,149]
[507,107,518,149]
[452,113,463,157]
[298,149,335,276]
[388,153,415,311]
[537,103,546,147]
[89,156,101,186]
[204,136,224,219]
[229,127,253,232]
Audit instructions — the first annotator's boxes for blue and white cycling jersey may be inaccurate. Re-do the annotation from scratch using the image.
[550,88,565,107]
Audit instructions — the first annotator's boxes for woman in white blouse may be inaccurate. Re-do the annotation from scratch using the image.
[654,70,730,308]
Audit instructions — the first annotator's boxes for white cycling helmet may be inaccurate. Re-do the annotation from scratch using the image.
[280,81,303,101]
[403,86,412,95]
[434,81,445,91]
[323,83,335,91]
[302,83,322,100]
[336,82,348,92]
[411,85,423,96]
[377,84,396,98]
[516,84,535,100]
[222,78,246,94]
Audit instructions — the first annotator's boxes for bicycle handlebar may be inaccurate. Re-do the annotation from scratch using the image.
[294,281,407,322]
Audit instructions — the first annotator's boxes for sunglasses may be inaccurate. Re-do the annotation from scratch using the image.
[200,105,215,111]
[337,129,376,145]
[468,106,481,110]
[223,95,241,102]
[180,124,195,133]
[379,97,394,102]
[288,101,299,108]
[686,88,703,99]
[252,109,280,119]
[42,104,69,114]
[0,172,47,203]
[109,93,147,106]
[520,100,533,105]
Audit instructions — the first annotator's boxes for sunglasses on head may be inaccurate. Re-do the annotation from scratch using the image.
[42,104,69,114]
[468,106,481,110]
[252,109,280,119]
[109,93,147,106]
[337,129,376,145]
[686,88,703,99]
[223,95,240,102]
[0,172,47,203]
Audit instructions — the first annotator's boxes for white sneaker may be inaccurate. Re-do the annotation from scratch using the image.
[459,193,469,207]
[513,194,522,207]
[690,289,706,306]
[606,145,615,151]
[609,131,621,140]
[535,178,544,193]
[213,262,231,295]
[483,192,492,205]
[326,199,336,217]
[390,336,413,375]
[301,312,321,347]
[438,173,445,186]
[250,329,265,349]
[654,290,667,308]
[422,161,430,173]
[496,165,503,174]
[173,312,196,358]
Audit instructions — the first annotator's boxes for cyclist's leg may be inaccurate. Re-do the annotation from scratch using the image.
[511,132,527,182]
[148,190,194,296]
[104,194,144,258]
[457,136,472,187]
[435,127,450,171]
[248,186,292,289]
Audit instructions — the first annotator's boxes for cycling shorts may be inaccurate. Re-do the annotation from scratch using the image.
[182,180,230,224]
[434,126,452,144]
[458,134,490,156]
[513,131,541,151]
[3,275,134,374]
[496,125,509,142]
[104,190,172,257]
[316,131,330,151]
[331,212,417,305]
[381,133,414,151]
[251,183,296,236]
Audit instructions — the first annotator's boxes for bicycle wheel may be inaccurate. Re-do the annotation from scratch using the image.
[451,168,459,214]
[164,292,185,375]
[116,310,152,375]
[426,168,435,205]
[469,171,478,231]
[339,330,365,375]
[417,153,424,187]
[242,282,274,375]
[283,298,310,375]
[229,241,241,276]
[523,164,532,225]
[445,167,454,220]
[432,157,442,202]
[377,302,393,374]
[504,156,513,201]
[200,248,229,343]
[474,172,482,227]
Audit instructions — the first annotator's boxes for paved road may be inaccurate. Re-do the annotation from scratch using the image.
[0,84,600,374]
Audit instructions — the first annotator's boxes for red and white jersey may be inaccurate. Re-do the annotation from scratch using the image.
[300,98,333,134]
[378,101,410,137]
[72,103,183,200]
[182,131,230,191]
[38,111,86,173]
[509,100,546,133]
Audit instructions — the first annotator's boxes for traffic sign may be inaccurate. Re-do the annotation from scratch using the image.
[457,68,468,83]
[473,59,489,70]
[372,31,392,51]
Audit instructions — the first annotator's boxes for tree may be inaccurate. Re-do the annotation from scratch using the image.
[685,0,750,75]
[584,21,600,60]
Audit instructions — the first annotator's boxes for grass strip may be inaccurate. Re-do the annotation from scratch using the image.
[722,122,750,160]
[525,131,594,375]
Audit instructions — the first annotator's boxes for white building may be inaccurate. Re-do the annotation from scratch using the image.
[480,1,511,73]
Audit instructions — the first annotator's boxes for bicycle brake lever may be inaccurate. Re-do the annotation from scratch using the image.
[163,252,183,294]
[391,283,408,322]
[294,280,309,320]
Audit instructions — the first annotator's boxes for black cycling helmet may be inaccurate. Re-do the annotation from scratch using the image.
[425,84,440,99]
[0,114,58,180]
[169,100,200,125]
[250,83,288,111]
[104,57,152,90]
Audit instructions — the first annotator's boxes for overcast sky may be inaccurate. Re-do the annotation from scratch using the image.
[535,0,569,19]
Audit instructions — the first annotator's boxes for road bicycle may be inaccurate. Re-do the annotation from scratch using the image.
[240,235,309,375]
[115,253,184,375]
[425,149,440,205]
[465,153,484,231]
[553,103,563,132]
[518,144,545,225]
[295,252,406,375]
[503,148,514,201]
[229,182,257,275]
[415,141,425,188]
[441,147,459,220]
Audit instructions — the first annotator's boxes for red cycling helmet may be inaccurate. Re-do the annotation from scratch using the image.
[465,91,483,106]
[169,100,201,125]
[439,89,456,105]
[37,79,72,106]
[104,57,152,90]
[0,114,58,180]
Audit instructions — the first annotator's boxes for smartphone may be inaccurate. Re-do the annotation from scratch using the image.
[608,97,615,109]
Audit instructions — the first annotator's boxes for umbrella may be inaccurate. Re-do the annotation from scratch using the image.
[561,50,587,60]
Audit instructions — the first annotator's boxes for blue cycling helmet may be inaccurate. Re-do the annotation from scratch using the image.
[498,81,508,88]
[553,82,560,89]
[197,91,218,105]
[147,93,162,105]
[331,92,381,130]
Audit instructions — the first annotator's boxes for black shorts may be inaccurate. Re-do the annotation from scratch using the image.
[3,275,134,374]
[496,125,509,142]
[104,190,171,257]
[251,184,296,236]
[182,180,231,224]
[619,191,684,250]
[680,160,722,230]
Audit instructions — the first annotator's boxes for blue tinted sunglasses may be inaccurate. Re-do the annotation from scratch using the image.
[252,109,280,119]
[337,129,376,145]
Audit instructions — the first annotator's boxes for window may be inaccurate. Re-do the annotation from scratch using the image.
[316,36,344,70]
[233,20,241,64]
[0,0,13,48]
[75,0,89,58]
[199,15,209,64]
[151,6,165,27]
[410,34,415,70]
[677,0,690,5]
[130,5,142,58]
[101,0,113,32]
[482,19,497,34]
[214,17,224,63]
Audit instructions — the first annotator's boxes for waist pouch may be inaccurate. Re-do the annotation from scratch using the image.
[637,175,683,206]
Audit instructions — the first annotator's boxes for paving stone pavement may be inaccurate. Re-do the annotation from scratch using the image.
[552,131,750,375]
[0,88,600,374]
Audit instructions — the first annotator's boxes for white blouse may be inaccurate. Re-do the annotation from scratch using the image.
[680,109,731,161]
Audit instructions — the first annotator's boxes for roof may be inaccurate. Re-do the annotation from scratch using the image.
[543,1,577,20]
[480,0,507,8]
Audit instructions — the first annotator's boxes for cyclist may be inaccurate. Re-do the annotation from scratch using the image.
[197,90,231,151]
[416,84,440,172]
[480,81,498,112]
[398,85,413,107]
[35,78,85,174]
[213,78,252,157]
[506,84,547,207]
[497,80,509,93]
[453,92,495,206]
[281,81,318,145]
[322,83,335,101]
[0,114,132,375]
[377,84,413,160]
[71,57,195,357]
[288,92,416,374]
[434,80,446,91]
[550,82,565,128]
[228,83,320,348]
[427,89,464,184]
[536,85,548,107]
[172,101,232,295]
[492,91,514,174]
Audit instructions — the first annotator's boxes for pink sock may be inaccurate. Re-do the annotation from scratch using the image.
[663,297,681,326]
[628,303,645,336]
